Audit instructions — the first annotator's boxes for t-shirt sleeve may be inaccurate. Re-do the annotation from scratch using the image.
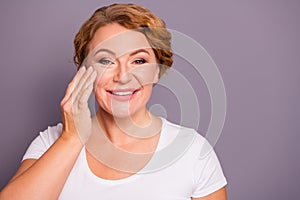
[22,123,63,161]
[191,136,227,198]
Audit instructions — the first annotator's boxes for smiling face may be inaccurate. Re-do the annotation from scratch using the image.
[86,23,159,118]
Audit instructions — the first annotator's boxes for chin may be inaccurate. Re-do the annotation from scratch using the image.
[98,102,137,119]
[111,106,141,119]
[111,108,132,119]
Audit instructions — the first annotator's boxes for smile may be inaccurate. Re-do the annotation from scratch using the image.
[112,91,134,96]
[107,88,140,101]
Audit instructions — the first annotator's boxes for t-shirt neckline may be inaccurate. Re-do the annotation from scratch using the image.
[82,117,167,185]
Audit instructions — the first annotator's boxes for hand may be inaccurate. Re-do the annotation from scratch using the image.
[60,66,97,144]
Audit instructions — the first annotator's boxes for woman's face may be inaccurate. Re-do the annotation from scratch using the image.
[86,23,159,118]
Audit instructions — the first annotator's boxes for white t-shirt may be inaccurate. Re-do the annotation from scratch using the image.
[23,118,227,199]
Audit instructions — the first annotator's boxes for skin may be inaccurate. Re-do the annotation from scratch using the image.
[84,23,163,176]
[0,23,226,200]
[0,67,95,200]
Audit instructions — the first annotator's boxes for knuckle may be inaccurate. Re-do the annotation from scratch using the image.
[68,82,73,87]
[61,102,72,112]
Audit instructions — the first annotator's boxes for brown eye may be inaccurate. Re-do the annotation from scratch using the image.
[133,58,146,65]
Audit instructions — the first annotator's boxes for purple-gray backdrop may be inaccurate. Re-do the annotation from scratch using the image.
[1,0,299,199]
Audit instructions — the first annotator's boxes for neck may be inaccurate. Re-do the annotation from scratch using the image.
[94,108,161,146]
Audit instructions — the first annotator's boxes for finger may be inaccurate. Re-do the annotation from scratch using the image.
[81,71,97,92]
[72,67,94,103]
[61,67,86,104]
[77,71,97,106]
[63,66,86,102]
[78,84,94,110]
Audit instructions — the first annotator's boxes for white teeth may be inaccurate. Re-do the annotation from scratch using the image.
[112,91,134,96]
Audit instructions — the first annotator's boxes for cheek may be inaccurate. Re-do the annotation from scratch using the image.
[129,64,159,86]
[93,68,112,88]
[93,71,109,98]
[138,85,153,103]
[94,75,104,89]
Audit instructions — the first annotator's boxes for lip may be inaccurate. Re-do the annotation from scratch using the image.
[106,88,140,102]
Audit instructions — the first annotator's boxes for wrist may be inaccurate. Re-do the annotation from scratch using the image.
[59,132,84,148]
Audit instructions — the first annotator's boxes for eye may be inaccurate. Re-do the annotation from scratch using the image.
[132,58,146,65]
[98,58,114,65]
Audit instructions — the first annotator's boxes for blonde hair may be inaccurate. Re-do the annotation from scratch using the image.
[73,3,173,77]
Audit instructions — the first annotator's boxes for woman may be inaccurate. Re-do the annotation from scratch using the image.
[0,3,227,200]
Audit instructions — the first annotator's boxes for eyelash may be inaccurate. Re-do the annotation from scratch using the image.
[132,58,146,65]
[98,58,147,66]
[98,58,115,65]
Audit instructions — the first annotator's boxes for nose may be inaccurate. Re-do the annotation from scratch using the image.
[113,58,132,84]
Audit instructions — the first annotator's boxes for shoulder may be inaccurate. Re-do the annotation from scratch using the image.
[160,118,223,167]
[161,119,227,198]
[158,118,214,168]
[22,123,63,161]
[38,123,63,147]
[160,118,207,153]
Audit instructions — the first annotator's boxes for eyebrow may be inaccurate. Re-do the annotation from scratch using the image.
[93,48,150,57]
[93,48,115,56]
[129,49,150,56]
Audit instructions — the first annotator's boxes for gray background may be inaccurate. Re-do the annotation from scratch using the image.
[0,0,299,199]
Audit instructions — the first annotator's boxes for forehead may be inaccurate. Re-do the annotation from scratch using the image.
[88,23,153,57]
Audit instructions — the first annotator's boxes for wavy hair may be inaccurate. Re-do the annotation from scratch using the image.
[73,3,173,77]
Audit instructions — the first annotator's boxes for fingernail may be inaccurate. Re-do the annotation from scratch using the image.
[87,66,93,73]
[79,66,86,73]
